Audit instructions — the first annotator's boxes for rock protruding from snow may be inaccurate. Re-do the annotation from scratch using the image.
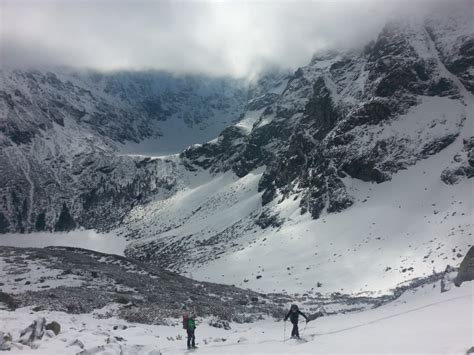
[440,265,457,293]
[0,291,17,310]
[45,320,61,335]
[441,137,474,184]
[455,246,474,286]
[19,317,46,347]
[68,338,85,349]
[0,331,13,350]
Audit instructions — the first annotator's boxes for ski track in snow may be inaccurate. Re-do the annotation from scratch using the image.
[307,293,471,337]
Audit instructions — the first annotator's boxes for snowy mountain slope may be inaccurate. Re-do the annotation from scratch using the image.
[0,69,256,233]
[124,135,473,295]
[0,69,248,146]
[191,135,472,295]
[122,16,474,295]
[0,246,289,322]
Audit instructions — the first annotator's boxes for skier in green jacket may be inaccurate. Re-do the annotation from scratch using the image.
[185,313,197,349]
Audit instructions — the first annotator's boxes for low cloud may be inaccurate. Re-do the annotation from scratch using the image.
[0,0,467,78]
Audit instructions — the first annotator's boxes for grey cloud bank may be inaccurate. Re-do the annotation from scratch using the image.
[0,0,468,78]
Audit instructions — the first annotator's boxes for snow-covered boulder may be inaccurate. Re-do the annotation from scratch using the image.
[440,265,458,293]
[0,331,12,350]
[19,317,46,347]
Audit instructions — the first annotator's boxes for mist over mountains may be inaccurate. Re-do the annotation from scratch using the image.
[2,0,470,77]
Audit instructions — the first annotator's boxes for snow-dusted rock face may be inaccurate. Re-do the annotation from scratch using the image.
[0,69,248,145]
[0,70,249,233]
[425,13,474,94]
[124,17,473,294]
[182,19,472,219]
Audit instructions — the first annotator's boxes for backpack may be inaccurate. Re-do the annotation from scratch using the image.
[182,313,189,329]
[188,318,196,331]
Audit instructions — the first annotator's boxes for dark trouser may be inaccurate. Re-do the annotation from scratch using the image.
[291,322,299,338]
[187,329,195,348]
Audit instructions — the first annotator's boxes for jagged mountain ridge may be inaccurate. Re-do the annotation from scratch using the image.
[0,69,260,233]
[1,69,248,144]
[181,17,473,218]
[121,15,473,294]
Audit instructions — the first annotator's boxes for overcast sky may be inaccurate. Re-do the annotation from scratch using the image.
[0,0,466,78]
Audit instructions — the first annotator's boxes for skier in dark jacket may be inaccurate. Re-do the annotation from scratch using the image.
[284,304,308,339]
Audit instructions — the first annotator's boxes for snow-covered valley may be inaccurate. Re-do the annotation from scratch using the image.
[1,5,474,355]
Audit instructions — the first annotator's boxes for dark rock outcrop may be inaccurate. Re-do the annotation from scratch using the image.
[19,317,46,347]
[441,137,474,184]
[454,247,474,286]
[45,321,61,336]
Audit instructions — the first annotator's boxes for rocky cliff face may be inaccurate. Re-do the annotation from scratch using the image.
[0,69,249,232]
[182,18,473,220]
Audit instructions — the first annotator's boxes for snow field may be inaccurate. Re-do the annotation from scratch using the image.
[0,280,472,354]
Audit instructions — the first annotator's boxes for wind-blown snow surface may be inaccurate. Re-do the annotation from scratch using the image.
[1,280,472,354]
